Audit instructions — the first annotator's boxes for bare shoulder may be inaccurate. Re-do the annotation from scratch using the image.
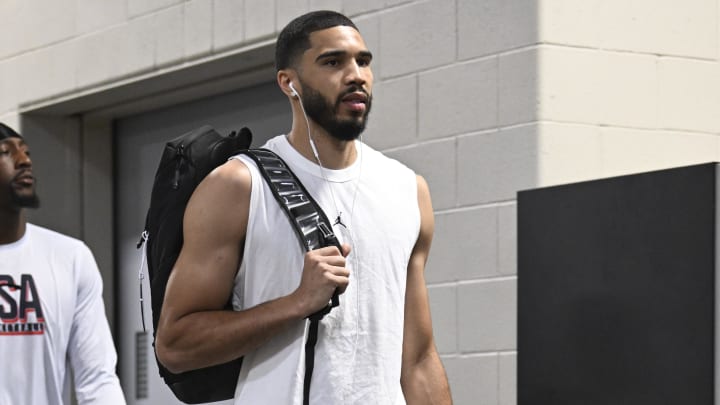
[410,174,434,263]
[186,159,251,217]
[416,174,431,202]
[197,158,251,196]
[415,175,433,231]
[182,158,253,252]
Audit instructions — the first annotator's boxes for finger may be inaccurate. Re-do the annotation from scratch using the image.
[340,243,352,258]
[326,273,350,293]
[317,254,346,268]
[312,245,342,257]
[323,263,349,278]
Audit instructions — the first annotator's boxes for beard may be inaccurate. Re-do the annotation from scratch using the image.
[13,192,40,209]
[9,183,40,209]
[298,81,372,141]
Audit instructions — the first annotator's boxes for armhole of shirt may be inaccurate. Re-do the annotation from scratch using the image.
[230,155,261,310]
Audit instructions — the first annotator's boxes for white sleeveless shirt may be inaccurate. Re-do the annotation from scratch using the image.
[230,135,420,404]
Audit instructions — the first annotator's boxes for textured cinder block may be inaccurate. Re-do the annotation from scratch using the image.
[498,203,517,276]
[428,207,498,283]
[499,48,539,127]
[500,352,517,405]
[75,17,155,89]
[13,2,75,58]
[535,122,603,187]
[128,0,183,18]
[0,2,21,59]
[76,0,128,35]
[0,59,19,114]
[16,41,77,105]
[444,355,499,405]
[0,113,19,132]
[659,58,720,134]
[458,278,517,351]
[75,27,109,87]
[276,0,311,32]
[598,127,720,179]
[428,285,457,354]
[603,0,717,58]
[539,46,658,128]
[309,0,342,12]
[213,0,246,52]
[343,0,383,16]
[419,58,498,140]
[535,123,715,190]
[385,138,455,210]
[539,0,603,48]
[354,15,381,82]
[458,125,538,205]
[542,0,717,59]
[379,0,455,78]
[363,76,418,151]
[245,0,276,40]
[154,5,185,67]
[425,212,460,283]
[458,0,538,59]
[184,0,213,59]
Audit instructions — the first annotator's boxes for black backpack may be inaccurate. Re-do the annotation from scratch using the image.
[139,125,339,404]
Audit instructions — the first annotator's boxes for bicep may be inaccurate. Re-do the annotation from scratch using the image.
[160,159,251,322]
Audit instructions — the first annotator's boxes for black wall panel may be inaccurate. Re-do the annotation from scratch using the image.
[518,163,717,405]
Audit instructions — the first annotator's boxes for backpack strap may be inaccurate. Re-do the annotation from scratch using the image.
[238,149,341,251]
[237,148,340,314]
[237,148,340,405]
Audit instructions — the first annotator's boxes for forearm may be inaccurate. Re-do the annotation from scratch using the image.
[157,292,305,373]
[401,350,452,405]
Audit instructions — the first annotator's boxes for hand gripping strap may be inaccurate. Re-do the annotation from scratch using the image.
[237,149,340,314]
[237,149,340,404]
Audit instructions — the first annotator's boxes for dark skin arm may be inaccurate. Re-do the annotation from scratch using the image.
[401,175,453,404]
[155,159,350,373]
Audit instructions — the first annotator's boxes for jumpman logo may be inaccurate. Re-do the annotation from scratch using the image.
[334,213,347,228]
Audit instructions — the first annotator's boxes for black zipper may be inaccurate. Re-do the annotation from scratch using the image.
[173,144,185,189]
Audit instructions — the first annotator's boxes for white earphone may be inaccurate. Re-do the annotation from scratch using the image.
[289,82,299,98]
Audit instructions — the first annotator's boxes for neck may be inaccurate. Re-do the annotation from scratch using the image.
[287,116,357,170]
[0,209,26,244]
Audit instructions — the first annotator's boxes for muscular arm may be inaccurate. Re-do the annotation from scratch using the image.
[401,175,452,404]
[155,159,349,373]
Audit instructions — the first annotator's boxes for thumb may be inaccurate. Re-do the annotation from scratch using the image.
[341,243,352,258]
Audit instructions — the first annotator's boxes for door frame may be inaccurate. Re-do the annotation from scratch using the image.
[16,39,276,337]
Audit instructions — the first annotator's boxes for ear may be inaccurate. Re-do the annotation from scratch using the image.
[277,70,297,99]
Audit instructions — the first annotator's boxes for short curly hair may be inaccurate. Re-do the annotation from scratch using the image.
[275,10,358,71]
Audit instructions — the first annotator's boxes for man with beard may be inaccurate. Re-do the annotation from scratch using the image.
[0,123,126,405]
[156,10,452,404]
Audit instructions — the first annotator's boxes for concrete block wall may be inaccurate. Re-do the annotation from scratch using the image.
[368,2,535,404]
[536,0,720,187]
[0,2,527,401]
[4,0,720,404]
[369,2,720,405]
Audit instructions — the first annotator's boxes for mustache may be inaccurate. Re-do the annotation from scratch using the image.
[340,85,369,98]
[335,86,371,108]
[13,169,33,182]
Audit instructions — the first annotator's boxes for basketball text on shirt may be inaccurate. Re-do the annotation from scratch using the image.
[0,274,45,335]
